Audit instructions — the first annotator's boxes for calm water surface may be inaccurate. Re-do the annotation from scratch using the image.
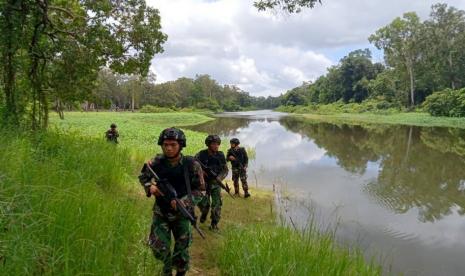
[188,110,465,276]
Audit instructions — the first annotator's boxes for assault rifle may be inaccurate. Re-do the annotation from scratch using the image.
[228,148,246,170]
[195,159,235,199]
[143,163,206,239]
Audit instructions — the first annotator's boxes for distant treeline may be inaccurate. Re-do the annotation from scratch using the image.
[278,3,465,117]
[86,69,281,112]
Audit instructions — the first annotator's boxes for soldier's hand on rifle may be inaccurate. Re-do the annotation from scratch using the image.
[170,200,177,210]
[229,156,236,161]
[149,183,164,197]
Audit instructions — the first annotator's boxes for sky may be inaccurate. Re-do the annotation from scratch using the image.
[146,0,465,97]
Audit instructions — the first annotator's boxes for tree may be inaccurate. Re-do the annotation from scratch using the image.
[254,0,321,13]
[424,3,465,90]
[369,12,423,106]
[338,49,384,103]
[0,0,167,129]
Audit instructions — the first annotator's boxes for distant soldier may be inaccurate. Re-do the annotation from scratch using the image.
[227,138,250,198]
[105,123,119,143]
[138,127,205,276]
[195,135,228,231]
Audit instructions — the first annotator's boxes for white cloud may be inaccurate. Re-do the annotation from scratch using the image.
[147,0,465,96]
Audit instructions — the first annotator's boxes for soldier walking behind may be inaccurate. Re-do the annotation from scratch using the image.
[195,135,228,231]
[227,138,250,198]
[105,123,119,143]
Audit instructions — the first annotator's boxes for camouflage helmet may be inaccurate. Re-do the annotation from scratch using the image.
[205,134,221,146]
[157,127,186,148]
[230,138,240,145]
[110,123,117,128]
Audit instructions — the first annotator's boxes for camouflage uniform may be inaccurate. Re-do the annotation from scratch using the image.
[227,147,249,195]
[195,149,228,228]
[139,154,204,275]
[105,129,119,143]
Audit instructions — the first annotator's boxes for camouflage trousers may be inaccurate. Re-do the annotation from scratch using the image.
[232,167,248,194]
[148,206,192,275]
[198,183,222,225]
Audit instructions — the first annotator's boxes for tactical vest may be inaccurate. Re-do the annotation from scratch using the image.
[151,155,199,213]
[197,150,226,181]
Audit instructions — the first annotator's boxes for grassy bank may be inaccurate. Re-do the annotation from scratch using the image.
[277,104,465,129]
[1,112,382,275]
[49,112,214,157]
[0,130,159,275]
[211,191,381,275]
[295,112,465,129]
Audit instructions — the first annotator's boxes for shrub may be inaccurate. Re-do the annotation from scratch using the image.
[423,88,465,117]
[139,105,175,113]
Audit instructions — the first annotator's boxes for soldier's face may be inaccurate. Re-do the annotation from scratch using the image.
[230,143,236,149]
[162,139,181,158]
[208,142,220,152]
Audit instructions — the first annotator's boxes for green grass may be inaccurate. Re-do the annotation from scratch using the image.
[218,225,381,275]
[50,111,214,158]
[295,112,465,129]
[1,112,383,275]
[277,103,465,129]
[0,130,159,275]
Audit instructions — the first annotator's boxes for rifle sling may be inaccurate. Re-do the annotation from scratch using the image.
[183,157,194,205]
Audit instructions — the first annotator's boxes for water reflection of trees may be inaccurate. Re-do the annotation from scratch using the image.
[187,117,253,136]
[281,117,465,222]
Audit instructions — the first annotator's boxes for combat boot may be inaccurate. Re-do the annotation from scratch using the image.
[199,212,207,223]
[244,191,251,198]
[209,223,219,231]
[175,271,186,276]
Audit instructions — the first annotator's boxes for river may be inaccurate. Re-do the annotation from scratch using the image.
[187,110,465,276]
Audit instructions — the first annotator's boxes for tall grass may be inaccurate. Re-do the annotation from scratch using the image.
[0,130,160,275]
[216,187,382,276]
[49,111,213,159]
[217,224,381,276]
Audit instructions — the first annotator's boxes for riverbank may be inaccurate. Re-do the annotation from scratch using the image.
[291,112,465,129]
[1,112,382,275]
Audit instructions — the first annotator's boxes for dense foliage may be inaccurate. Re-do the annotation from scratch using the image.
[279,4,465,117]
[0,0,166,129]
[86,70,280,112]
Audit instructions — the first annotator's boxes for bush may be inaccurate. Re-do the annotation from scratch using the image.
[423,88,465,117]
[0,130,160,274]
[276,99,401,115]
[139,104,175,113]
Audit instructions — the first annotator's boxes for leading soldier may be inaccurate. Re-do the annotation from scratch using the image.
[138,127,205,276]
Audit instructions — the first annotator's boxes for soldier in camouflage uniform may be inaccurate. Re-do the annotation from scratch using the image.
[105,123,119,143]
[195,135,228,231]
[227,138,250,198]
[138,127,205,276]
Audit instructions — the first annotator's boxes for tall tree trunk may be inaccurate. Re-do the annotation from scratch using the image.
[448,51,456,89]
[131,90,135,112]
[407,63,415,106]
[2,1,18,124]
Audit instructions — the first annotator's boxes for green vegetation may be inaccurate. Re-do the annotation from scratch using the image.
[89,71,278,113]
[254,0,321,13]
[50,112,213,157]
[277,3,465,118]
[0,130,160,275]
[219,225,380,275]
[423,88,465,117]
[291,112,465,129]
[1,113,382,274]
[0,1,166,129]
